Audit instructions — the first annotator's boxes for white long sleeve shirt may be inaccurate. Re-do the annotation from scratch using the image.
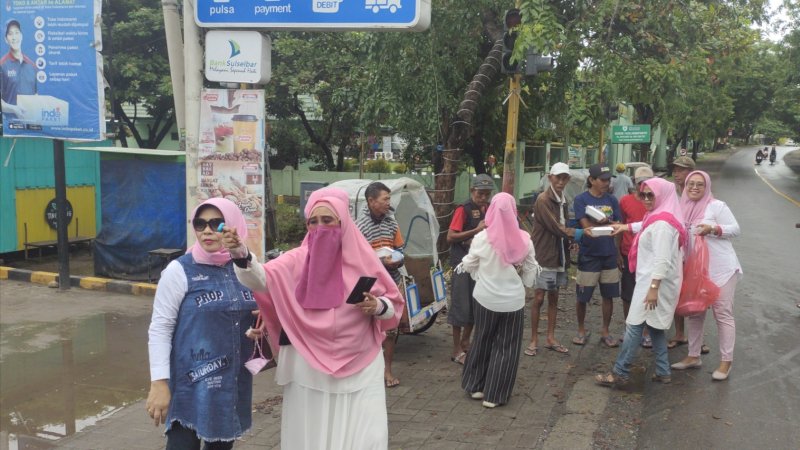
[458,231,540,312]
[690,199,742,286]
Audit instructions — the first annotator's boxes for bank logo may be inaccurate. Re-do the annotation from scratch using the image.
[228,40,241,58]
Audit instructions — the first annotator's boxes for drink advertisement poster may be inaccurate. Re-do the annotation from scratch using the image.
[1,0,105,140]
[198,89,266,259]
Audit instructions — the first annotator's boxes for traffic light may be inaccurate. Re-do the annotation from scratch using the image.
[501,9,521,74]
[524,52,554,76]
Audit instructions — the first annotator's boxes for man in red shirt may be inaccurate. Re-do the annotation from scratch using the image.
[446,174,494,364]
[618,165,653,347]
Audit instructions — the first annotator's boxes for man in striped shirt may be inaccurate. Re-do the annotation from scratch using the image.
[356,182,405,388]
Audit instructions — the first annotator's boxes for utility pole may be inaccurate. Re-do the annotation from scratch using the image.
[161,0,185,134]
[183,0,203,246]
[502,74,521,194]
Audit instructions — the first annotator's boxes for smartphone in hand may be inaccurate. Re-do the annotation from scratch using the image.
[345,276,378,304]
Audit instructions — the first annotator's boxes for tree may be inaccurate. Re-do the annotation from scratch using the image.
[103,0,175,149]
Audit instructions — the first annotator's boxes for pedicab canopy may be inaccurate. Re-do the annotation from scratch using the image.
[329,177,439,266]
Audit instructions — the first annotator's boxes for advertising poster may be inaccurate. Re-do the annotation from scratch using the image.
[1,0,105,140]
[198,89,266,259]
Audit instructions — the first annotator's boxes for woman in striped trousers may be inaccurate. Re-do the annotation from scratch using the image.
[456,193,540,408]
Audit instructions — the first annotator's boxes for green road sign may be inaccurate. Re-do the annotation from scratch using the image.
[611,125,651,144]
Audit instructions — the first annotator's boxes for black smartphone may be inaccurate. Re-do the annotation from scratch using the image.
[345,276,378,304]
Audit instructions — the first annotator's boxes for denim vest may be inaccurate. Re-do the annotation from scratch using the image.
[166,254,256,441]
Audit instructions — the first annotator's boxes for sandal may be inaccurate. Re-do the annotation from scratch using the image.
[701,344,710,354]
[600,335,620,348]
[594,372,629,388]
[544,343,570,354]
[572,331,591,346]
[451,351,467,365]
[651,374,672,384]
[640,335,653,348]
[523,345,538,357]
[667,339,688,349]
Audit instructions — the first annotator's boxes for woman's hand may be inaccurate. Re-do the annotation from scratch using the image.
[356,292,381,315]
[220,227,248,258]
[644,288,658,310]
[695,224,715,236]
[608,223,629,236]
[146,379,171,426]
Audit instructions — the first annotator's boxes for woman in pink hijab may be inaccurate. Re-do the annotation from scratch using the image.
[596,178,687,387]
[223,187,403,449]
[456,192,540,408]
[671,170,742,381]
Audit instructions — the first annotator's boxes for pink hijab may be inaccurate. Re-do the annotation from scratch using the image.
[485,193,530,265]
[254,188,404,378]
[628,178,687,272]
[680,170,714,227]
[188,198,248,266]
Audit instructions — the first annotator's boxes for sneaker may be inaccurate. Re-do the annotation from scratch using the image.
[671,359,702,370]
[470,392,484,400]
[482,401,498,408]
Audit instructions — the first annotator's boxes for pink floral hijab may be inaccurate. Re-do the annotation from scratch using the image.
[628,178,687,272]
[188,198,247,266]
[485,192,530,265]
[680,170,714,227]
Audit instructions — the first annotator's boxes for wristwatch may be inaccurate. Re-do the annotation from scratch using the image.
[650,283,658,289]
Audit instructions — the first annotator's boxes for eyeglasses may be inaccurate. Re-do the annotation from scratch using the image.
[192,217,225,232]
[686,182,706,189]
[638,191,656,201]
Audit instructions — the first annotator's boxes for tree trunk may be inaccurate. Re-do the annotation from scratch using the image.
[293,92,335,170]
[432,10,503,255]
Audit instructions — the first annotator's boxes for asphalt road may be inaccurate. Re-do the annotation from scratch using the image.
[638,146,800,448]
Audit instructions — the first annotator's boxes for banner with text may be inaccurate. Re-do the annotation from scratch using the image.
[1,0,105,140]
[198,89,266,260]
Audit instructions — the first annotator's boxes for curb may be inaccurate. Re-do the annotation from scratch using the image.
[0,266,157,296]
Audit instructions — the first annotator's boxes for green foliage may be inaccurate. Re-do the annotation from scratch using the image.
[393,163,407,174]
[365,159,391,173]
[275,203,307,246]
[102,0,174,148]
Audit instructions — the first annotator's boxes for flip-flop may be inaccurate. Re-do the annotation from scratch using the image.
[667,339,688,349]
[524,345,538,356]
[451,351,466,365]
[572,331,591,345]
[385,376,400,388]
[544,344,570,354]
[600,335,620,348]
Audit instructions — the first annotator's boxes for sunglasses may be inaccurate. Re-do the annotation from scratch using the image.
[192,217,225,232]
[638,191,656,201]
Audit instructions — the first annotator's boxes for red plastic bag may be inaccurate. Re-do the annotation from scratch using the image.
[676,236,720,317]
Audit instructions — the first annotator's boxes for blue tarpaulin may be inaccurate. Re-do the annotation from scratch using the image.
[94,159,186,280]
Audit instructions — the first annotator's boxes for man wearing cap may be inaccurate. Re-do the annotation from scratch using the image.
[671,155,696,196]
[1,19,37,120]
[668,154,696,349]
[572,164,622,348]
[525,162,581,356]
[618,165,654,347]
[446,173,494,364]
[611,163,635,201]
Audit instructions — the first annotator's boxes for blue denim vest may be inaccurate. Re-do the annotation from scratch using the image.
[166,254,256,441]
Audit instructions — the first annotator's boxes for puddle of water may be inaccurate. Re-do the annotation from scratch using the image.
[0,312,150,449]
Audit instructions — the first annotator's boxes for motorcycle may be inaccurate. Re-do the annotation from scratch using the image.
[755,153,763,165]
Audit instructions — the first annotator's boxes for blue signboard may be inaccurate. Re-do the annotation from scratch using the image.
[195,0,430,31]
[1,0,105,140]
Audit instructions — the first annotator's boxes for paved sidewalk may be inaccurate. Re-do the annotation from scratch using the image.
[49,285,626,450]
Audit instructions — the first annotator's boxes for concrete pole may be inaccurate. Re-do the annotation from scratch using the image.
[184,0,203,245]
[161,0,185,134]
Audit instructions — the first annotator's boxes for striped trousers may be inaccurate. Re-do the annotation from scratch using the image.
[461,301,524,405]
